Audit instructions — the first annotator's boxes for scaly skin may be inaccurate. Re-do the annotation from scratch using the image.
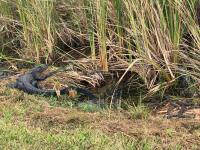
[7,65,97,100]
[7,65,67,96]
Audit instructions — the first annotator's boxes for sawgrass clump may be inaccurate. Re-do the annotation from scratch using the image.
[0,0,199,98]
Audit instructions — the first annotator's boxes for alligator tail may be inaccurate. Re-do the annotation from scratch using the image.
[22,83,67,96]
[75,87,97,100]
[6,83,18,88]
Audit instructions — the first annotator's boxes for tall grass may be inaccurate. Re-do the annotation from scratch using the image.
[96,0,108,71]
[84,0,96,60]
[1,0,199,97]
[113,0,123,46]
[0,1,12,17]
[0,0,16,57]
[17,0,56,63]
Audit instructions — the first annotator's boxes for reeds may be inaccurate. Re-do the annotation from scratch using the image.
[96,0,108,71]
[1,0,199,97]
[17,0,56,63]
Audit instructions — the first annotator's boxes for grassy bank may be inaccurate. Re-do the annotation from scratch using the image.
[0,81,200,149]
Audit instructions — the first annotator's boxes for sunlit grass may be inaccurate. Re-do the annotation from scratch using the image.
[17,0,56,63]
[0,84,199,149]
[128,102,150,120]
[96,0,108,71]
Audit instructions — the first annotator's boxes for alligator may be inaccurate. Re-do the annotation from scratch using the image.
[7,65,98,101]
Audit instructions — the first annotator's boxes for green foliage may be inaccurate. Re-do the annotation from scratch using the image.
[84,0,96,60]
[78,102,102,112]
[128,100,150,120]
[96,0,108,71]
[166,128,175,137]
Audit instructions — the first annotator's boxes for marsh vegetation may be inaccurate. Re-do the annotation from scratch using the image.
[0,0,200,149]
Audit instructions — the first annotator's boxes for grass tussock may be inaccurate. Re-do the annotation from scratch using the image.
[128,102,150,120]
